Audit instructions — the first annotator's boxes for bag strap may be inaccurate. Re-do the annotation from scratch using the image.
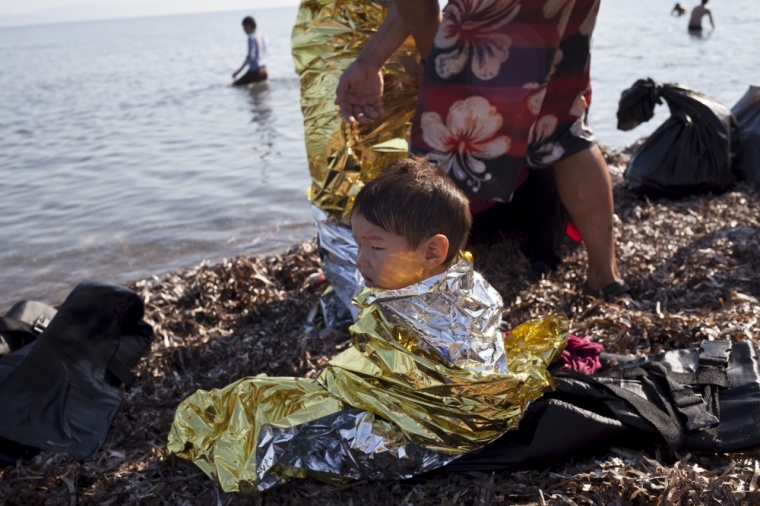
[667,340,731,434]
[0,316,49,353]
[0,317,34,335]
[0,315,51,335]
[599,340,732,448]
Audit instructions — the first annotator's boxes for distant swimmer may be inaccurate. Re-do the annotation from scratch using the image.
[688,0,715,32]
[232,16,268,86]
[671,3,687,16]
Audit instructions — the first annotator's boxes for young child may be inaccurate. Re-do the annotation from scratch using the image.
[167,158,567,494]
[350,157,470,290]
[346,156,509,374]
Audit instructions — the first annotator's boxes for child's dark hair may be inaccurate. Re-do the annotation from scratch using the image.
[242,16,256,30]
[352,157,471,265]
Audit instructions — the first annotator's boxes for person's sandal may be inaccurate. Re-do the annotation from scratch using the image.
[581,279,632,302]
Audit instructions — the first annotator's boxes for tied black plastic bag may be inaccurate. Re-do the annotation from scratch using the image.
[731,85,760,187]
[617,78,738,198]
[0,282,153,464]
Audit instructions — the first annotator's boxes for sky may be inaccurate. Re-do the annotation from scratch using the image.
[0,0,300,26]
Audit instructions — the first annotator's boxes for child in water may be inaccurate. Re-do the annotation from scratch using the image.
[167,157,565,494]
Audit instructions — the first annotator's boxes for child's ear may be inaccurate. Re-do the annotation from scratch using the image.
[423,234,450,268]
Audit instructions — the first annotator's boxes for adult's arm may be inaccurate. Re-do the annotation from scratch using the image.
[334,0,442,124]
[393,0,441,60]
[334,3,411,124]
[708,10,715,28]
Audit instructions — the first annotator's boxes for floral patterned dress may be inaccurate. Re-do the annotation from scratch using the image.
[410,0,601,203]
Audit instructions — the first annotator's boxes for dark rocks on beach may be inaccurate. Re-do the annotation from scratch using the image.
[1,144,759,505]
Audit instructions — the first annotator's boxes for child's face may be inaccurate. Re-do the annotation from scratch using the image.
[351,214,448,290]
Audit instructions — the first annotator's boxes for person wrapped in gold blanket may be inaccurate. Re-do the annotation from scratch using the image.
[167,160,568,494]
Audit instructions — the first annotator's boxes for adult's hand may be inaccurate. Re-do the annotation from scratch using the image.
[334,59,385,124]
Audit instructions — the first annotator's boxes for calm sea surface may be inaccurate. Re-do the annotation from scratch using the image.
[1,1,758,308]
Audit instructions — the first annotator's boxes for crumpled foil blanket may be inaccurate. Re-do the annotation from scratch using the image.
[312,205,363,325]
[167,260,568,494]
[292,0,421,322]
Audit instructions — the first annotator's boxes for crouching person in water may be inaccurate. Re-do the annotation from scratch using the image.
[167,158,568,495]
[232,16,268,85]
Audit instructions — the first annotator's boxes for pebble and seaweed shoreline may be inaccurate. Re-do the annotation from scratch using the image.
[1,145,759,505]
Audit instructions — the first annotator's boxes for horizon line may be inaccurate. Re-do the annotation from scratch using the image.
[0,3,301,30]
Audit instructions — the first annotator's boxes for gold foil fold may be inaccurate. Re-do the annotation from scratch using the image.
[166,376,344,494]
[292,0,421,218]
[167,260,568,494]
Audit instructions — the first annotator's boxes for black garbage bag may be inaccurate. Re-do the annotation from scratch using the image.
[446,340,760,472]
[731,85,760,188]
[617,78,739,199]
[0,282,153,464]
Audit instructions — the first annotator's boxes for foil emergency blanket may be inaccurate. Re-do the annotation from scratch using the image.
[292,0,421,218]
[255,408,453,491]
[293,0,421,322]
[312,205,363,324]
[362,259,506,374]
[318,261,567,454]
[167,261,568,494]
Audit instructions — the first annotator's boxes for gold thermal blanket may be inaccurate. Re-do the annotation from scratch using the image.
[293,0,422,322]
[167,260,568,494]
[292,0,421,218]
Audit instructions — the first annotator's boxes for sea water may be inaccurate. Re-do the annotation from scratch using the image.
[0,0,757,308]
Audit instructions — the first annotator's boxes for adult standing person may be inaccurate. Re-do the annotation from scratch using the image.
[688,0,715,32]
[232,16,268,86]
[335,0,629,299]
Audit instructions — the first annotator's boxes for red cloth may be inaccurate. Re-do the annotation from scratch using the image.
[560,335,604,374]
[565,221,583,243]
[502,332,604,375]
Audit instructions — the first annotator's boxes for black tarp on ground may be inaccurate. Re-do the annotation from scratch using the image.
[617,78,739,199]
[446,340,760,472]
[0,282,153,464]
[732,85,760,188]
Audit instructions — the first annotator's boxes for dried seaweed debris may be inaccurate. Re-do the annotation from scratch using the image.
[1,146,759,505]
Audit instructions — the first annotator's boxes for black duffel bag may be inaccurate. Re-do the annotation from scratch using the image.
[0,282,154,464]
